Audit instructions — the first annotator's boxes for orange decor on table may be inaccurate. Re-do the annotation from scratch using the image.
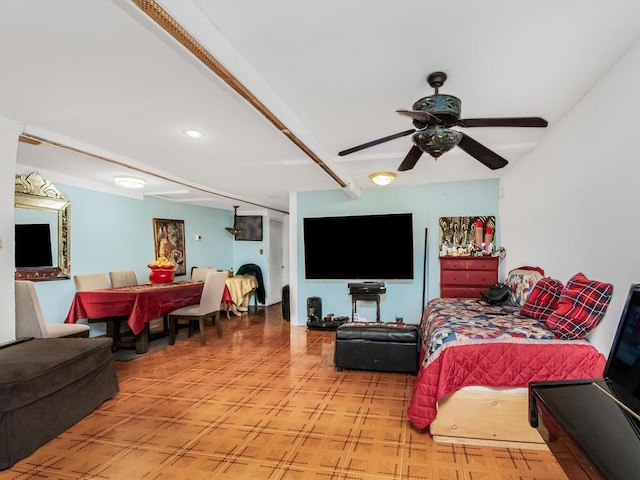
[148,256,175,284]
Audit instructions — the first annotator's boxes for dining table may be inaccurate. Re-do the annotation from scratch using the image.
[65,280,205,354]
[224,274,259,316]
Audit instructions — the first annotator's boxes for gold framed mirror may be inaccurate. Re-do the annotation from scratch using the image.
[14,171,71,281]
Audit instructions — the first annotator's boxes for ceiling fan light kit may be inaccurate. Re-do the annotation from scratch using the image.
[225,205,242,236]
[339,71,548,173]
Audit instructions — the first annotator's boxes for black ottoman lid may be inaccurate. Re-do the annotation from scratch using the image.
[336,322,419,343]
[0,337,114,412]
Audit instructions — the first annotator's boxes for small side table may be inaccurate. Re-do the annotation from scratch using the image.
[350,293,381,322]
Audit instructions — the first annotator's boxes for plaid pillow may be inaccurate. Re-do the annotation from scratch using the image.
[520,277,564,320]
[545,272,613,339]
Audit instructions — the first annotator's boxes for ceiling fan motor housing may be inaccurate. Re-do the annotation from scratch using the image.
[412,126,462,158]
[412,94,461,128]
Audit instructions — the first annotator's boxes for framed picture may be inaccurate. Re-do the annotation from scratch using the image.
[152,218,186,275]
[235,215,263,241]
[438,215,495,252]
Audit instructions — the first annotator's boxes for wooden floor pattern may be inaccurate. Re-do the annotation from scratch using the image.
[3,305,567,479]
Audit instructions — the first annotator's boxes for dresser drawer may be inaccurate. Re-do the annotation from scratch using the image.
[440,287,487,298]
[441,269,498,287]
[440,257,499,271]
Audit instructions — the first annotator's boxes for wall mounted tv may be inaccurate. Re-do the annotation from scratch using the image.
[15,223,53,268]
[303,213,414,280]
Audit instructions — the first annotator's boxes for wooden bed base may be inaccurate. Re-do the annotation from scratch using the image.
[429,388,547,450]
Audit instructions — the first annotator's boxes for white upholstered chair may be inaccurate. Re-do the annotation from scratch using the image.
[191,267,219,283]
[109,270,138,288]
[73,272,109,291]
[168,271,227,346]
[73,272,121,344]
[15,280,90,339]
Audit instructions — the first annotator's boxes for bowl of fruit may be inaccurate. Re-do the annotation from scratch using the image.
[147,256,175,284]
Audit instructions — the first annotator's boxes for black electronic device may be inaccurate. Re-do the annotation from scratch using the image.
[15,223,53,268]
[348,281,386,295]
[307,296,322,322]
[303,213,413,280]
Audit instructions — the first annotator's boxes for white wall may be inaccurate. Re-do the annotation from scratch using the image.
[0,119,20,343]
[500,40,640,355]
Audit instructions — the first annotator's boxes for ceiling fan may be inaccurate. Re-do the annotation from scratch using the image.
[338,71,548,171]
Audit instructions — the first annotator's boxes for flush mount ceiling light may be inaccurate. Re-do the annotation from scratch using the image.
[183,129,203,139]
[113,175,146,189]
[368,171,397,186]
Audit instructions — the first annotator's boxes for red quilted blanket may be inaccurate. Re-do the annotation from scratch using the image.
[407,298,606,429]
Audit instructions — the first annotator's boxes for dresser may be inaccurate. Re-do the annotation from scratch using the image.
[439,256,499,298]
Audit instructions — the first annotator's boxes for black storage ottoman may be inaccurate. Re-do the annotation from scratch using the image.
[0,337,119,470]
[334,322,420,374]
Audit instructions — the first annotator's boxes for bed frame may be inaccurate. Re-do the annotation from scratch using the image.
[429,388,547,449]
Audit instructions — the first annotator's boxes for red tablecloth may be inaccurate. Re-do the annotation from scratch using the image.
[65,281,205,335]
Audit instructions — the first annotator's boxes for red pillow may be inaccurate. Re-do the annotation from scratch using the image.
[545,272,613,339]
[520,277,564,320]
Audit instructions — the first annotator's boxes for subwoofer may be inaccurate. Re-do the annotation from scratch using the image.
[307,296,322,321]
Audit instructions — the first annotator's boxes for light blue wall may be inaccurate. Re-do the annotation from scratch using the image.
[32,183,237,333]
[296,179,500,325]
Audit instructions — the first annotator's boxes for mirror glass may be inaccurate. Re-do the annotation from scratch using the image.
[14,171,71,281]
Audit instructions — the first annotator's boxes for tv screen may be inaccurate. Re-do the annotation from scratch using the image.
[15,223,53,268]
[303,213,413,280]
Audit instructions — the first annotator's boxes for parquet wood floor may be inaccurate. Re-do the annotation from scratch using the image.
[2,305,567,479]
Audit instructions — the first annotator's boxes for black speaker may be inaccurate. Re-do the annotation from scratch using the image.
[282,285,290,321]
[307,296,322,321]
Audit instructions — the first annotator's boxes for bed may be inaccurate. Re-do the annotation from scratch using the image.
[407,297,607,448]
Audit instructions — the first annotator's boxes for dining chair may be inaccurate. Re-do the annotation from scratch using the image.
[168,271,227,346]
[191,267,219,282]
[15,280,90,339]
[73,272,122,344]
[235,263,265,310]
[109,270,138,288]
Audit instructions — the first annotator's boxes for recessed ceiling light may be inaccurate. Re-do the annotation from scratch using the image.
[113,175,146,189]
[183,129,203,139]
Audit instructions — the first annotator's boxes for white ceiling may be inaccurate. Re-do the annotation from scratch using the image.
[3,0,640,215]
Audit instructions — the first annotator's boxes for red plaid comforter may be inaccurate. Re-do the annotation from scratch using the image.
[406,298,606,429]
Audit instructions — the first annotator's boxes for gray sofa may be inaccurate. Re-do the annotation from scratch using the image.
[0,337,118,470]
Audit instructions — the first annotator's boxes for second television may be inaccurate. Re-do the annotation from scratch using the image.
[303,213,414,280]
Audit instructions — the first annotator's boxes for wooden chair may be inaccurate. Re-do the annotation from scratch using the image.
[15,280,90,339]
[168,271,227,346]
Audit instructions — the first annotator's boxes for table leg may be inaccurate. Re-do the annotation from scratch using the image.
[135,324,150,354]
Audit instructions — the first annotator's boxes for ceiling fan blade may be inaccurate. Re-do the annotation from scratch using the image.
[456,117,548,128]
[396,109,439,123]
[398,146,423,171]
[338,129,415,156]
[457,133,508,170]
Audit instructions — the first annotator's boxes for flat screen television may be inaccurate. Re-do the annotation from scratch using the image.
[15,223,53,268]
[303,213,413,280]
